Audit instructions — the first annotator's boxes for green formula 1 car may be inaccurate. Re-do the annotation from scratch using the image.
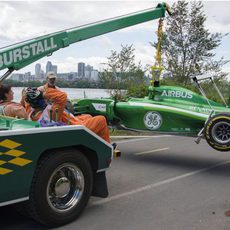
[73,77,230,152]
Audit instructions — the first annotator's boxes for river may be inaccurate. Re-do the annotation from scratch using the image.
[12,87,111,102]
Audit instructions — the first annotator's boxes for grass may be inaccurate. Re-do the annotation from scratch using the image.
[109,128,152,136]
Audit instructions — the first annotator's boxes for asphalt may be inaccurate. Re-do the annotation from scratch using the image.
[1,135,230,230]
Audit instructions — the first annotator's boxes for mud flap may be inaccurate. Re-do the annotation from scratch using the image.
[92,171,108,198]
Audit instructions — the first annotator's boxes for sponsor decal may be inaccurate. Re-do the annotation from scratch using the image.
[0,139,32,175]
[0,37,57,69]
[161,90,193,99]
[189,106,212,114]
[171,127,191,132]
[144,111,162,130]
[92,103,106,112]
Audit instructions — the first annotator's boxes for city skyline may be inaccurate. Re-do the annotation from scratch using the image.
[10,60,100,82]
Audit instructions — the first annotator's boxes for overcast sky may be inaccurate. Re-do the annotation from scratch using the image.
[0,1,230,78]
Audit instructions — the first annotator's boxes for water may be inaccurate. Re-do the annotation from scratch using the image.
[12,87,110,102]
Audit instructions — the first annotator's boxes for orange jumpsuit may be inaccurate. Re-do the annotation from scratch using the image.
[29,87,111,143]
[0,101,28,119]
[38,83,62,93]
[43,87,67,121]
[61,112,110,143]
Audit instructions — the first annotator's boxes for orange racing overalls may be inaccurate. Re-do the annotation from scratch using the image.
[27,87,111,143]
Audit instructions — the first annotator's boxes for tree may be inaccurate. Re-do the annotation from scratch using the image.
[100,44,147,100]
[159,1,229,85]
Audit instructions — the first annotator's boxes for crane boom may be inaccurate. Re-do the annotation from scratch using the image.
[0,2,170,81]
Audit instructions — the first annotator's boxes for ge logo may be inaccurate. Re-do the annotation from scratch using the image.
[144,112,162,130]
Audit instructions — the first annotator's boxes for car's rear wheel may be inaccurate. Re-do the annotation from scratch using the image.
[204,113,230,151]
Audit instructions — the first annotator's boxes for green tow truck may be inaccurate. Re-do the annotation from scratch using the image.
[0,3,170,227]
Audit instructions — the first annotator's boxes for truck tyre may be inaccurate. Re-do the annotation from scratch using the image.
[28,149,93,227]
[204,113,230,152]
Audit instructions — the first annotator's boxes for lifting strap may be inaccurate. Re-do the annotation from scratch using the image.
[151,18,164,87]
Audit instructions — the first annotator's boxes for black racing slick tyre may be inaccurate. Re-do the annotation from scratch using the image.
[28,149,93,227]
[204,113,230,152]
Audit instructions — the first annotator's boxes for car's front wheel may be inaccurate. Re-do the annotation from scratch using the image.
[204,113,230,151]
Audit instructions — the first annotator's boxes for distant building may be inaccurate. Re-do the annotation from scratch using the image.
[58,73,69,81]
[40,69,45,80]
[85,70,90,79]
[35,63,41,79]
[10,73,24,81]
[85,64,93,79]
[78,62,85,78]
[91,70,99,81]
[46,61,53,74]
[24,72,31,81]
[52,65,58,75]
[67,73,74,81]
[45,61,58,76]
[58,72,77,81]
[85,65,93,71]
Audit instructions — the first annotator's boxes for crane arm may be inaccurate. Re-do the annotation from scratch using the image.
[0,2,171,81]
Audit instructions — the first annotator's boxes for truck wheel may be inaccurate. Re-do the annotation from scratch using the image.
[204,113,230,152]
[28,149,93,227]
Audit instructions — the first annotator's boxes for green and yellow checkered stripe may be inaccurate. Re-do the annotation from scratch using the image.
[0,139,32,175]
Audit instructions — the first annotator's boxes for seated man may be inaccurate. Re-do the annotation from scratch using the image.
[25,86,67,122]
[38,71,61,92]
[25,87,111,144]
[0,84,28,119]
[38,71,74,113]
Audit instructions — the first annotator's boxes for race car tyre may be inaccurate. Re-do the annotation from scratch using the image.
[204,113,230,152]
[27,149,93,227]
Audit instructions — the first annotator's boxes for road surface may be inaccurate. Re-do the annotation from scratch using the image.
[1,135,230,230]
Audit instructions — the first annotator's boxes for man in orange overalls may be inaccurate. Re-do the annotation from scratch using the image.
[38,71,74,113]
[24,87,111,143]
